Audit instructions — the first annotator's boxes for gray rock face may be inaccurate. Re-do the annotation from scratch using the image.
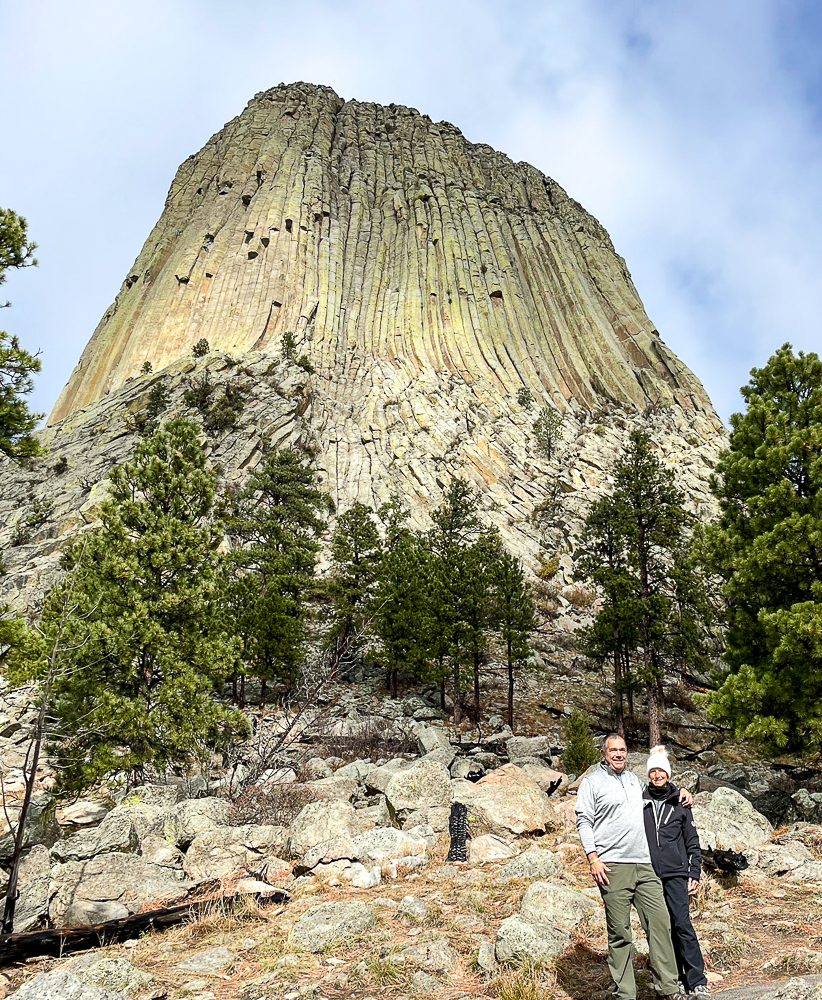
[184,824,288,879]
[401,932,457,973]
[384,759,452,819]
[50,813,139,863]
[289,800,364,857]
[5,970,126,999]
[128,783,186,806]
[506,736,552,761]
[1,85,723,622]
[758,978,822,1000]
[290,900,375,952]
[398,894,428,920]
[176,945,235,974]
[13,874,51,932]
[495,914,570,965]
[519,880,599,931]
[692,786,773,851]
[65,955,152,997]
[163,796,230,849]
[50,853,190,925]
[0,792,59,859]
[454,764,559,835]
[496,847,561,883]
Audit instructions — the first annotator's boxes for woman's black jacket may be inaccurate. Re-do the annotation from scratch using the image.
[642,783,701,881]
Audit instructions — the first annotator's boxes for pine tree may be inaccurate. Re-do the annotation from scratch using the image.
[9,418,249,792]
[328,502,381,666]
[226,447,327,704]
[370,498,430,698]
[562,709,600,776]
[0,208,41,461]
[491,547,535,731]
[579,431,712,746]
[704,344,822,752]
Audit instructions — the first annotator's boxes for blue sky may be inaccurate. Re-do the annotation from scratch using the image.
[2,0,821,423]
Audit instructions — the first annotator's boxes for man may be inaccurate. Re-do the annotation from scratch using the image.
[575,734,689,1000]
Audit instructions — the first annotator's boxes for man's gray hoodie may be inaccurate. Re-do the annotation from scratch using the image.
[575,762,652,864]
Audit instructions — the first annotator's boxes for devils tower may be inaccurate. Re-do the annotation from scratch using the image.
[2,82,722,609]
[51,82,712,423]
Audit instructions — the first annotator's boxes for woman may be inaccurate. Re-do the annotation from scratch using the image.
[643,745,709,999]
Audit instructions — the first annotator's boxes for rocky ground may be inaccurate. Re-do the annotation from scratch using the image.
[1,657,822,1000]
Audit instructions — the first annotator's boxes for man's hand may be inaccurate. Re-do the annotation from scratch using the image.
[679,787,693,807]
[590,859,611,886]
[688,878,699,894]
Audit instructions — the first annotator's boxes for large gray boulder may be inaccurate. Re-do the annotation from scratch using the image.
[290,900,375,952]
[519,880,600,932]
[50,853,191,926]
[383,759,452,820]
[495,914,570,965]
[506,735,553,762]
[289,800,366,857]
[454,764,559,835]
[103,802,165,841]
[50,813,139,863]
[184,824,288,879]
[13,874,51,932]
[364,758,414,795]
[692,786,773,851]
[65,955,152,997]
[497,847,561,883]
[163,796,229,849]
[56,801,112,828]
[400,931,457,973]
[5,970,126,999]
[758,979,822,1000]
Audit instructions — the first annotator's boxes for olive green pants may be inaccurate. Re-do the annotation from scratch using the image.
[598,862,679,1000]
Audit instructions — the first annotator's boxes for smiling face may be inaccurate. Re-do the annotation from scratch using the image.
[602,735,628,773]
[648,767,668,786]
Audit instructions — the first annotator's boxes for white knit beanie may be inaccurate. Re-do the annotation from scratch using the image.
[646,745,671,778]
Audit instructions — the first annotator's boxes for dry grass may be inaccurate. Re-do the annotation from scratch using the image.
[493,960,555,1000]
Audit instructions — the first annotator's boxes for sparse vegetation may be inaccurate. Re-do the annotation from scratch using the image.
[206,381,246,432]
[192,337,210,357]
[533,405,563,460]
[9,494,54,546]
[516,386,535,410]
[140,360,153,374]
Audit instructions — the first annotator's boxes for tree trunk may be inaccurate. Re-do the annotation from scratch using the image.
[453,660,462,726]
[439,677,446,711]
[507,638,515,732]
[613,649,625,738]
[239,673,245,710]
[472,651,481,724]
[260,678,267,712]
[647,668,665,747]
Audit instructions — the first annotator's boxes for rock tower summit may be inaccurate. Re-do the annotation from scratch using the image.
[50,81,713,424]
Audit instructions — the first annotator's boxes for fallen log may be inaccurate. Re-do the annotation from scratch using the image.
[0,886,289,965]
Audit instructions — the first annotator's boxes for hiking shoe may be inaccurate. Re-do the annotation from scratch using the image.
[692,987,710,997]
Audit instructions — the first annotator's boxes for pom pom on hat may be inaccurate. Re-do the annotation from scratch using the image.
[646,745,671,778]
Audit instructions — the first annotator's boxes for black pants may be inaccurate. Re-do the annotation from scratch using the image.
[661,877,707,991]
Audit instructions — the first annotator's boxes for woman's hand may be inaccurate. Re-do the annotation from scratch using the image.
[678,787,693,807]
[688,878,699,893]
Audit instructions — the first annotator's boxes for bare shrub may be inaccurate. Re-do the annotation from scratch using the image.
[563,584,596,609]
[227,783,315,827]
[323,715,416,763]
